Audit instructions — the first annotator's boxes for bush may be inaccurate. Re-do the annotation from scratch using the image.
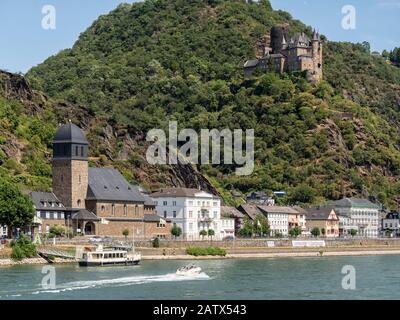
[152,237,160,248]
[10,235,37,261]
[186,246,226,257]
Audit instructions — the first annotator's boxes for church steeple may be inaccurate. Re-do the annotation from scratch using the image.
[52,122,89,209]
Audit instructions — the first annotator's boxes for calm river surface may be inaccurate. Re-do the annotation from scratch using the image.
[1,255,399,300]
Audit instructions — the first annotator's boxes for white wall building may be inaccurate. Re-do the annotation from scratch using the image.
[220,217,235,239]
[334,198,381,238]
[151,188,222,241]
[258,206,294,236]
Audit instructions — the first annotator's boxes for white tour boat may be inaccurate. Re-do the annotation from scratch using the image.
[176,264,202,276]
[79,244,141,267]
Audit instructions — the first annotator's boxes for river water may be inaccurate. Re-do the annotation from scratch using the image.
[0,255,399,300]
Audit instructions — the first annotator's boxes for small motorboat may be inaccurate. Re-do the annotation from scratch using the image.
[176,264,202,276]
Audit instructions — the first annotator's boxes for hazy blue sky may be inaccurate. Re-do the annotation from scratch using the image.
[0,0,398,74]
[270,0,399,52]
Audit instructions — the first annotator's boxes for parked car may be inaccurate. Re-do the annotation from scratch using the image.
[102,236,114,243]
[89,236,103,243]
[222,236,235,241]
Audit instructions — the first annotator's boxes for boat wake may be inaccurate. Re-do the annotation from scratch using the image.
[29,272,210,296]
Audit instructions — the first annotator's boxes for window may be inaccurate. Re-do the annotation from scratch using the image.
[213,202,217,207]
[60,213,64,219]
[189,211,193,218]
[112,204,116,216]
[163,201,167,206]
[189,223,193,231]
[75,146,79,156]
[173,201,177,206]
[77,199,81,207]
[124,205,128,216]
[173,211,177,218]
[135,205,139,215]
[164,211,167,219]
[101,205,105,212]
[189,201,193,206]
[81,146,84,157]
[46,212,50,219]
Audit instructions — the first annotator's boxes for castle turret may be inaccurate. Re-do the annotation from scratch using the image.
[52,122,89,209]
[310,30,323,83]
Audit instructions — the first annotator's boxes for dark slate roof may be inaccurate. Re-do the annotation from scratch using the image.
[87,168,146,202]
[29,192,65,211]
[385,211,400,220]
[54,122,88,144]
[304,207,338,221]
[238,204,261,220]
[244,59,259,68]
[132,186,155,206]
[71,209,100,221]
[144,214,171,223]
[151,188,220,199]
[334,198,380,209]
[258,205,299,215]
[221,206,244,218]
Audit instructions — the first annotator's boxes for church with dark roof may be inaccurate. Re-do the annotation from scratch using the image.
[30,122,171,239]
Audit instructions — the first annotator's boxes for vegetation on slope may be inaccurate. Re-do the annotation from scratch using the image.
[16,0,400,208]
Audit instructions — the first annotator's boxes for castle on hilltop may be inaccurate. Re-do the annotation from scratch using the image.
[244,25,323,83]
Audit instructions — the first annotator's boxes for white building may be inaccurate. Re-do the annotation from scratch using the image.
[382,211,400,237]
[333,198,381,238]
[151,188,222,240]
[258,206,295,237]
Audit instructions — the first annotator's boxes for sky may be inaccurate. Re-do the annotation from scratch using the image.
[0,0,399,74]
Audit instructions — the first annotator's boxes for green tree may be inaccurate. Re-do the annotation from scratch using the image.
[171,225,182,239]
[122,228,129,240]
[199,229,208,240]
[289,184,316,204]
[253,214,270,237]
[208,229,215,241]
[49,225,66,238]
[238,219,254,238]
[289,226,301,238]
[311,227,320,237]
[349,229,357,237]
[0,179,35,234]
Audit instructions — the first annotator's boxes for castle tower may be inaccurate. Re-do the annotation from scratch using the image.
[310,30,323,83]
[52,122,89,209]
[270,24,289,54]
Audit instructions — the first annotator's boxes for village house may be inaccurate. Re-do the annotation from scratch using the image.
[220,206,245,237]
[29,122,172,239]
[333,198,381,238]
[151,188,223,241]
[304,207,339,238]
[246,191,275,205]
[382,211,400,237]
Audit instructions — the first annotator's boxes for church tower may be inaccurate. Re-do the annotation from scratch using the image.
[52,122,89,209]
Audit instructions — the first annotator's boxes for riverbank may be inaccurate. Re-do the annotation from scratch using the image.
[143,248,400,260]
[2,246,400,266]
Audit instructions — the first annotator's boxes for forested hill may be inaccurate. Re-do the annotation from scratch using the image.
[21,0,400,208]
